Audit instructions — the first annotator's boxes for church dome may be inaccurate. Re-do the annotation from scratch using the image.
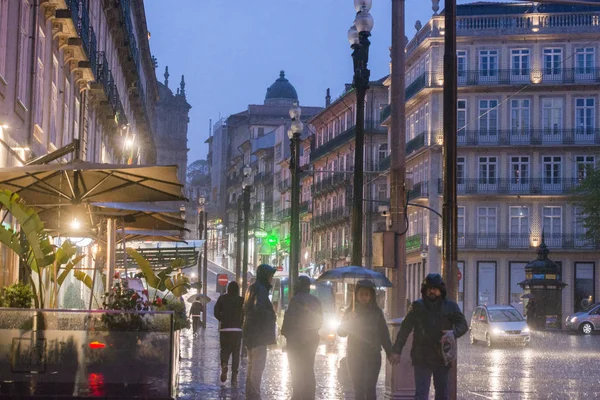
[264,70,298,105]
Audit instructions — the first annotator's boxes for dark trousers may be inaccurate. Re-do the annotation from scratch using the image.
[192,317,202,333]
[414,364,450,400]
[287,337,319,400]
[347,351,381,400]
[220,331,242,373]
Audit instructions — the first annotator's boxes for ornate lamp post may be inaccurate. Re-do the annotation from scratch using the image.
[288,102,303,298]
[241,165,253,299]
[348,0,374,266]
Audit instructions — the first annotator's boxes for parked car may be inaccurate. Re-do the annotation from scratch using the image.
[470,305,530,347]
[565,303,600,335]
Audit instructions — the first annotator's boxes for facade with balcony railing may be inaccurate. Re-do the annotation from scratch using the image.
[306,82,389,271]
[0,0,160,285]
[382,2,600,321]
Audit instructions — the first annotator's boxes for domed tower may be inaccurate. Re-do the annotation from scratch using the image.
[264,70,298,106]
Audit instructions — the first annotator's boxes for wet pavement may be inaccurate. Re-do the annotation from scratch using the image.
[178,268,600,399]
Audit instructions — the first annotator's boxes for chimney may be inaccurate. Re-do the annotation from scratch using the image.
[325,88,331,107]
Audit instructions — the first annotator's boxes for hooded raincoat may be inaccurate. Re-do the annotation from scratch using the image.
[243,264,277,349]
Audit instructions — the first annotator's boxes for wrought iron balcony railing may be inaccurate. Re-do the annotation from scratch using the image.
[408,181,428,200]
[458,233,600,250]
[437,178,582,196]
[310,120,387,162]
[278,178,291,192]
[312,174,350,198]
[380,104,391,124]
[405,68,600,101]
[457,129,600,146]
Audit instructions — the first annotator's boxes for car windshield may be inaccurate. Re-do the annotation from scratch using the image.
[489,309,523,322]
[583,302,600,312]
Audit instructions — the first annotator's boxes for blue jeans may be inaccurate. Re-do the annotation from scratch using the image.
[414,364,450,400]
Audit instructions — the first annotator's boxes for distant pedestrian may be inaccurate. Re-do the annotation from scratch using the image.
[338,280,395,400]
[189,300,204,335]
[282,276,323,400]
[214,281,244,385]
[391,273,468,400]
[243,264,277,400]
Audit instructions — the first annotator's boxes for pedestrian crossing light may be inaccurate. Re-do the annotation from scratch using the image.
[267,235,278,245]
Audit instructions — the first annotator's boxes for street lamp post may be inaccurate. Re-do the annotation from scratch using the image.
[348,0,374,266]
[288,102,303,299]
[242,166,253,299]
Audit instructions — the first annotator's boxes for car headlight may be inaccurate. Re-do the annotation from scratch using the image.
[325,318,340,331]
[522,327,530,333]
[570,317,578,323]
[492,328,504,335]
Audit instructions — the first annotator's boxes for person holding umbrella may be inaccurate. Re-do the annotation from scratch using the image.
[214,281,244,385]
[338,279,395,399]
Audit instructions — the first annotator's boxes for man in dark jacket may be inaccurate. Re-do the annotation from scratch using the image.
[281,276,323,400]
[243,264,277,399]
[392,273,468,400]
[214,281,243,385]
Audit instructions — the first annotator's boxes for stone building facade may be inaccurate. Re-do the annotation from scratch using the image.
[383,2,600,320]
[0,0,158,285]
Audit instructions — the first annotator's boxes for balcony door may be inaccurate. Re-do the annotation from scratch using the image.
[543,48,563,81]
[509,206,529,248]
[510,99,531,144]
[543,206,563,248]
[542,156,562,192]
[478,156,498,192]
[510,156,530,192]
[575,98,595,143]
[479,50,498,83]
[478,100,498,144]
[477,207,497,248]
[511,49,530,82]
[542,97,564,143]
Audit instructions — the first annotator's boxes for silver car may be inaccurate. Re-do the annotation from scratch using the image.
[565,303,600,335]
[470,305,531,347]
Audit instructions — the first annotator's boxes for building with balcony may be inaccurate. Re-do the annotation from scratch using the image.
[0,0,158,286]
[382,1,600,321]
[205,71,321,273]
[306,81,389,274]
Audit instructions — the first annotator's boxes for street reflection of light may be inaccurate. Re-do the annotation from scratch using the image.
[488,349,505,397]
[325,349,339,400]
[520,348,533,399]
[281,349,290,394]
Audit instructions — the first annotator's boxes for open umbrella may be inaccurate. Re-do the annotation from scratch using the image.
[316,266,393,287]
[187,294,211,304]
[0,161,186,205]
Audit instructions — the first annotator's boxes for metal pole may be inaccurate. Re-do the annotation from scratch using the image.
[198,211,204,287]
[289,134,301,299]
[350,32,370,267]
[441,0,459,399]
[203,212,208,328]
[236,199,243,285]
[106,218,116,290]
[242,186,251,299]
[386,0,412,398]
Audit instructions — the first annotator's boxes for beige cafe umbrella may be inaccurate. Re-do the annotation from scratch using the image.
[0,161,186,205]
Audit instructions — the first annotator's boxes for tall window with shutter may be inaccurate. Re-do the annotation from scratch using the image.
[16,0,31,105]
[0,0,9,80]
[62,78,71,147]
[34,27,45,132]
[50,55,58,146]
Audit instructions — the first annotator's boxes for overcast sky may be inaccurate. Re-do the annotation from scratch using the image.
[144,0,493,164]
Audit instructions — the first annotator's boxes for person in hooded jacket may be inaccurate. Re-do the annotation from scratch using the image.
[338,280,394,400]
[214,281,244,385]
[391,273,468,400]
[243,264,277,400]
[281,276,323,400]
